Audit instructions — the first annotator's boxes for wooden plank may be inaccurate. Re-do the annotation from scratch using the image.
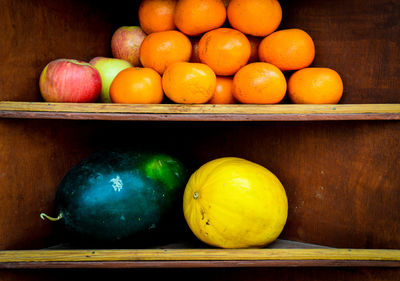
[2,260,400,269]
[0,249,399,263]
[0,102,400,121]
[1,102,400,114]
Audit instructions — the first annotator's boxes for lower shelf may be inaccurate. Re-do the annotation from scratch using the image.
[1,240,399,268]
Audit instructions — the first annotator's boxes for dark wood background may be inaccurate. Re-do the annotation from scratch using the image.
[0,0,399,279]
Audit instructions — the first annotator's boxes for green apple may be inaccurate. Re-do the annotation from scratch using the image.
[89,57,132,103]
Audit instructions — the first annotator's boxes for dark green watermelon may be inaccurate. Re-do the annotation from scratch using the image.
[44,150,188,243]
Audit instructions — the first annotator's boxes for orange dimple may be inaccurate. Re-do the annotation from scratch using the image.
[233,62,287,104]
[174,0,227,36]
[259,28,315,71]
[139,0,177,34]
[162,62,217,104]
[110,67,164,104]
[198,28,251,76]
[227,0,282,37]
[288,67,343,104]
[139,30,192,75]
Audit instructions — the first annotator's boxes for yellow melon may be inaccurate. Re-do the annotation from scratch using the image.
[183,157,288,248]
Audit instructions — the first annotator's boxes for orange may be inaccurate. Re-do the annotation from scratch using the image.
[198,28,251,76]
[233,62,287,104]
[162,62,216,104]
[139,30,192,74]
[174,0,226,36]
[288,67,343,104]
[209,77,236,104]
[259,29,315,71]
[247,35,262,63]
[138,0,177,34]
[227,0,282,37]
[110,67,163,104]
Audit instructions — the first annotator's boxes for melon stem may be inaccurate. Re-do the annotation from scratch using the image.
[40,212,63,221]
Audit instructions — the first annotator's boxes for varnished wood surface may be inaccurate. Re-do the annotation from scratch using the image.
[280,0,400,104]
[0,0,400,279]
[0,102,400,121]
[1,120,399,251]
[0,248,399,269]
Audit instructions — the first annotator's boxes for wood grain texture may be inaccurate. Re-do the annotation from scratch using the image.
[0,102,399,121]
[280,0,400,103]
[0,0,399,279]
[1,120,400,252]
[0,0,122,102]
[0,248,399,263]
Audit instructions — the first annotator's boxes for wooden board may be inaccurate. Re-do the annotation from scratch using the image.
[0,102,400,121]
[0,248,400,268]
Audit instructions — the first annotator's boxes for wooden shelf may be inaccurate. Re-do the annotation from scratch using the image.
[1,240,399,269]
[0,102,400,121]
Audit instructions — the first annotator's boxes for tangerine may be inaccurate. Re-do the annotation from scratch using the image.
[209,77,236,104]
[138,0,177,34]
[288,67,343,104]
[174,0,226,36]
[227,0,282,37]
[233,62,287,104]
[259,29,315,71]
[198,28,251,76]
[162,62,216,104]
[139,30,192,74]
[109,67,163,104]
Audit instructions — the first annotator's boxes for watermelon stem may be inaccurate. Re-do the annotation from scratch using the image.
[40,212,63,221]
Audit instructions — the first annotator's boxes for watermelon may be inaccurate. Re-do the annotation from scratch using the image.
[41,150,188,244]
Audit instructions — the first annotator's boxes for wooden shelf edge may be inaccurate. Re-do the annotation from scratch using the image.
[0,102,400,121]
[0,249,399,269]
[2,259,400,269]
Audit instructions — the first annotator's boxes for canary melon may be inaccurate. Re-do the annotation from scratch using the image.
[183,157,288,248]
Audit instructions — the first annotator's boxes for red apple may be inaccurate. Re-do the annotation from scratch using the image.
[39,59,101,103]
[111,26,147,66]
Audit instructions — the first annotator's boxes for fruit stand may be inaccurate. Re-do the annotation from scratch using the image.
[0,0,400,280]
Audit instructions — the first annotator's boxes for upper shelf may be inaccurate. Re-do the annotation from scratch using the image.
[0,102,400,121]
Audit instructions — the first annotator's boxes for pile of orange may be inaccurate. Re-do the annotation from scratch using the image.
[110,0,343,104]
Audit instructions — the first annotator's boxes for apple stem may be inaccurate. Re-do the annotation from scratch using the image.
[40,212,63,222]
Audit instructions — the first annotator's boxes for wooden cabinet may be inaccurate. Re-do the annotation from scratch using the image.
[0,0,399,280]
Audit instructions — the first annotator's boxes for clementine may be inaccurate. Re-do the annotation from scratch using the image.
[139,30,192,74]
[109,67,163,104]
[233,62,287,104]
[288,67,343,104]
[138,0,177,34]
[259,29,315,71]
[162,62,216,104]
[227,0,282,37]
[209,76,236,104]
[174,0,226,36]
[198,28,251,76]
